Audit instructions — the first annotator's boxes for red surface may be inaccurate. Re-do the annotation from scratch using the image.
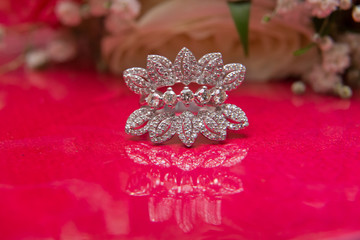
[0,68,360,240]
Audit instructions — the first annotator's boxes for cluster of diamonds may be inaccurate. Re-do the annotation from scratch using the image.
[124,47,248,147]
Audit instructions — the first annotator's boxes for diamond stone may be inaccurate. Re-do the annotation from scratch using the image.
[211,88,228,105]
[195,86,211,105]
[146,91,162,108]
[180,87,194,105]
[163,87,177,106]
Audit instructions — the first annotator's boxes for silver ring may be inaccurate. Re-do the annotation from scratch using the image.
[124,47,249,147]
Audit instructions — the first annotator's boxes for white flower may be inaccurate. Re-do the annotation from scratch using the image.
[306,0,339,18]
[25,49,49,69]
[305,65,341,92]
[102,0,319,81]
[322,43,350,73]
[110,0,141,20]
[55,1,82,26]
[46,37,77,62]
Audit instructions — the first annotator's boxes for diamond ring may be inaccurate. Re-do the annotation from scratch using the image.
[124,47,249,147]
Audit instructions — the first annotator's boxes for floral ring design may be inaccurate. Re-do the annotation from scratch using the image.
[124,47,249,147]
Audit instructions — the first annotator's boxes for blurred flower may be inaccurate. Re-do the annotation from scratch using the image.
[305,65,341,93]
[55,1,82,26]
[110,0,141,20]
[25,49,49,69]
[89,0,109,16]
[105,13,135,34]
[103,0,318,81]
[47,37,77,62]
[275,0,300,14]
[322,43,350,74]
[318,36,334,52]
[306,0,339,18]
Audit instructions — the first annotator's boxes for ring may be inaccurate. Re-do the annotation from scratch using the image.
[124,47,249,147]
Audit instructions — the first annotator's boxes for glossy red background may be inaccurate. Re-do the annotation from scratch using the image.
[0,68,359,240]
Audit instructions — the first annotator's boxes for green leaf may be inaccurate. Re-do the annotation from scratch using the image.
[293,43,316,56]
[228,1,251,56]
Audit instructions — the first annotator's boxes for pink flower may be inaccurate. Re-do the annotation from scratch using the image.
[103,0,319,81]
[305,65,341,93]
[110,0,141,20]
[46,37,77,62]
[322,43,350,74]
[105,13,135,34]
[306,0,339,18]
[55,1,82,26]
[275,0,300,14]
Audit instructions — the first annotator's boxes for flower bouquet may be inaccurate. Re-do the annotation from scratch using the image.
[0,0,360,98]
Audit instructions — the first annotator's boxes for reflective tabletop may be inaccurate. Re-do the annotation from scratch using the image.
[0,68,359,239]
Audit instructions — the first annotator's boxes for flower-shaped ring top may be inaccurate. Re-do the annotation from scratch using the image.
[124,47,248,147]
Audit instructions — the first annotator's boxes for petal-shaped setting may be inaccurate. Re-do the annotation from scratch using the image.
[176,111,201,147]
[222,63,246,91]
[198,110,227,141]
[147,55,175,88]
[148,112,176,143]
[198,53,224,85]
[125,107,154,136]
[124,67,153,95]
[222,104,249,130]
[173,47,200,85]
